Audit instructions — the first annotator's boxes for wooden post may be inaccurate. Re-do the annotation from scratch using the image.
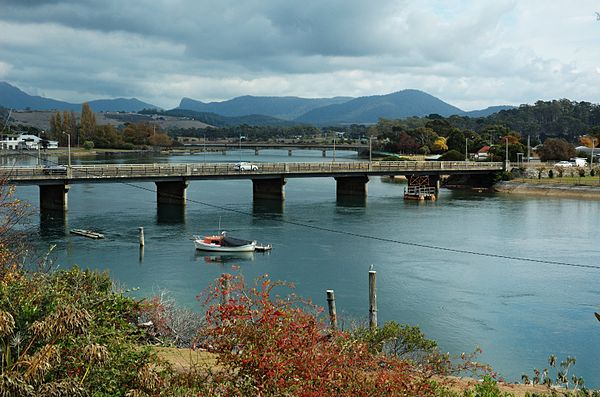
[369,270,377,329]
[138,227,145,247]
[326,289,337,330]
[222,275,230,305]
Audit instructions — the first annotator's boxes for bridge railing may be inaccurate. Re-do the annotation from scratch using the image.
[1,161,504,181]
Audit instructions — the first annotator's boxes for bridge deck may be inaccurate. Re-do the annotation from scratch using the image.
[2,161,504,185]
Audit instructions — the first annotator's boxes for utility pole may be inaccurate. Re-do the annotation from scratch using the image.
[465,137,468,161]
[527,135,531,164]
[505,136,509,170]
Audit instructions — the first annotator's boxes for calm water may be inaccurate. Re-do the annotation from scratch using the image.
[11,150,600,385]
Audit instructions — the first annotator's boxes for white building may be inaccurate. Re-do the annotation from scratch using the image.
[0,134,58,150]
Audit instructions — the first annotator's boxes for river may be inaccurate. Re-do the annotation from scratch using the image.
[10,149,600,386]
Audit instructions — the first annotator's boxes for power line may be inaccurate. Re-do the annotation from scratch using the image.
[8,151,600,271]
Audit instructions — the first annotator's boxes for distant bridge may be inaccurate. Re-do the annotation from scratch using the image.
[3,161,504,211]
[180,142,368,156]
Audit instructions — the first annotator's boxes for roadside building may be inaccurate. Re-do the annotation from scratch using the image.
[0,133,58,150]
[475,145,491,160]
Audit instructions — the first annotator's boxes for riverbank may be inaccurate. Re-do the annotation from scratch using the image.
[495,180,600,199]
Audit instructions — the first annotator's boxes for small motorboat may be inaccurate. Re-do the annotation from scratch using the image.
[70,229,105,239]
[194,231,256,252]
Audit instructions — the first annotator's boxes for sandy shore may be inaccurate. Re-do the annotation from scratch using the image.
[495,181,600,199]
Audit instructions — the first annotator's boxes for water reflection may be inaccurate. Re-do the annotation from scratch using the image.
[336,196,367,208]
[39,209,67,238]
[194,250,255,264]
[253,199,284,215]
[156,204,186,224]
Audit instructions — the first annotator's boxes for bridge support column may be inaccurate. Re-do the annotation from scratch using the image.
[288,149,293,156]
[429,175,440,194]
[335,175,369,198]
[252,177,286,201]
[255,148,259,155]
[322,150,327,157]
[39,184,69,211]
[155,181,188,206]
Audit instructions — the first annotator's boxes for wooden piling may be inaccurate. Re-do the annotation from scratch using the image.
[326,289,337,330]
[369,270,377,329]
[138,227,145,247]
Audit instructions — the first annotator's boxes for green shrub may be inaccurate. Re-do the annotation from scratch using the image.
[439,150,465,161]
[83,140,94,150]
[0,267,171,396]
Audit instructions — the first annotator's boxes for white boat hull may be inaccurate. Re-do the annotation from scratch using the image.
[194,239,256,252]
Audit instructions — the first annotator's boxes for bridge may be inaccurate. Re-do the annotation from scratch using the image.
[180,142,368,156]
[3,161,503,211]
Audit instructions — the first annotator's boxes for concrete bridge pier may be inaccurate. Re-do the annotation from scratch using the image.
[255,148,260,156]
[288,149,293,156]
[39,184,69,211]
[252,177,286,200]
[335,175,369,198]
[155,180,188,206]
[322,150,327,157]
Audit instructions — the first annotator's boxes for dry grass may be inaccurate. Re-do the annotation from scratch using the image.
[153,346,219,374]
[155,347,566,396]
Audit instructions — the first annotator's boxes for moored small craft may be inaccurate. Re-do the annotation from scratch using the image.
[255,243,272,252]
[193,231,256,252]
[70,229,105,239]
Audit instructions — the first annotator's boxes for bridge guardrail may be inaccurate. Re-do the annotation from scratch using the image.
[1,161,504,182]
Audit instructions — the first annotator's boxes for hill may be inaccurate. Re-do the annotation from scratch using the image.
[87,98,159,112]
[0,81,80,111]
[464,105,515,118]
[178,95,352,120]
[294,89,464,124]
[162,109,296,127]
[0,82,159,112]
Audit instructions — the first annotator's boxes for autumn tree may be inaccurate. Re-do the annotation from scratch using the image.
[0,177,30,274]
[80,102,96,141]
[50,111,62,139]
[580,134,598,149]
[431,137,448,153]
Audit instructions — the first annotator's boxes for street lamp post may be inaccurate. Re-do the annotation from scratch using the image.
[465,137,468,161]
[590,137,597,172]
[333,132,336,163]
[62,131,71,167]
[369,136,373,163]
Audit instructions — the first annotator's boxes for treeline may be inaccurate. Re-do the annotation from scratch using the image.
[48,103,172,149]
[170,123,369,141]
[368,99,600,161]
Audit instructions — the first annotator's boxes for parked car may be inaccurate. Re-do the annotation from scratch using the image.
[554,161,573,168]
[234,162,258,171]
[43,165,68,175]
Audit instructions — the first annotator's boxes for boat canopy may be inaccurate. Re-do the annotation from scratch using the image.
[221,236,254,247]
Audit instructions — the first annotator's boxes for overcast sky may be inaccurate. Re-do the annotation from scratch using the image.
[1,0,599,110]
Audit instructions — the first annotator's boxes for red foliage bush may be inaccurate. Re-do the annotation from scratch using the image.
[197,274,435,396]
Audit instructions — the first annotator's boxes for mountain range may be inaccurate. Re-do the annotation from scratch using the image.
[0,81,514,126]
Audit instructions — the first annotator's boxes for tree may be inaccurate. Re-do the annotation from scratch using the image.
[539,138,576,161]
[80,102,96,141]
[431,137,448,153]
[445,129,466,152]
[50,111,62,138]
[580,134,598,149]
[92,125,124,148]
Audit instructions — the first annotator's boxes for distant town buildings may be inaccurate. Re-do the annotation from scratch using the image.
[0,133,58,150]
